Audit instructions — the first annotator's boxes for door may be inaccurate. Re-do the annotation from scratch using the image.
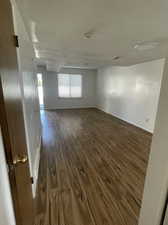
[0,0,34,225]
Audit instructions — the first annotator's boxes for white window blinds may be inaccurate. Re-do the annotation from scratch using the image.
[58,74,82,98]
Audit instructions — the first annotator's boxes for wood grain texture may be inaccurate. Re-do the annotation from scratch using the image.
[0,0,34,224]
[35,108,152,225]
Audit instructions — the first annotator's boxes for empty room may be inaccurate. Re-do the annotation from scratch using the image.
[1,1,168,225]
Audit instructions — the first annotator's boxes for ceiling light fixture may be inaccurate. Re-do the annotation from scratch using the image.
[84,29,95,39]
[134,41,159,51]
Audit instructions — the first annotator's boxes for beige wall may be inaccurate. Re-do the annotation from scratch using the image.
[97,59,165,132]
[139,58,168,225]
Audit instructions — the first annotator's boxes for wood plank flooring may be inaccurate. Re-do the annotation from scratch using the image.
[35,108,152,225]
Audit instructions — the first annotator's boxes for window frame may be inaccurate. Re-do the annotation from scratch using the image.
[57,73,83,98]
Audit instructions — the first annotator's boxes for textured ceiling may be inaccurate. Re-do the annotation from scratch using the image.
[16,0,168,70]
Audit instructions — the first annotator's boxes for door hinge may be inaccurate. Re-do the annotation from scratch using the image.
[13,35,19,48]
[30,177,34,184]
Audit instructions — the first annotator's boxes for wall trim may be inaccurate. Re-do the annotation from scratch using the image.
[96,106,153,135]
[43,105,152,134]
[43,106,97,110]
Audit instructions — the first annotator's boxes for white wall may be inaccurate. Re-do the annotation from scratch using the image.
[97,59,165,132]
[0,127,16,225]
[38,66,97,109]
[12,3,41,196]
[139,58,168,225]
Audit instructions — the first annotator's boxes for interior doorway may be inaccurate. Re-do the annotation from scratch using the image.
[37,73,44,108]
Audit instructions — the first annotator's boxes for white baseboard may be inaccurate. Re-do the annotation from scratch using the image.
[97,106,152,134]
[32,135,41,198]
[43,106,97,110]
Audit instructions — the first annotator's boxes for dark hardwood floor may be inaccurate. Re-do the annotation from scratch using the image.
[35,108,152,225]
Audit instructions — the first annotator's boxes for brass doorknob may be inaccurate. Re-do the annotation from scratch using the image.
[13,155,28,165]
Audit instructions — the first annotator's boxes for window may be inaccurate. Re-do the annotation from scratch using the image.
[58,74,82,98]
